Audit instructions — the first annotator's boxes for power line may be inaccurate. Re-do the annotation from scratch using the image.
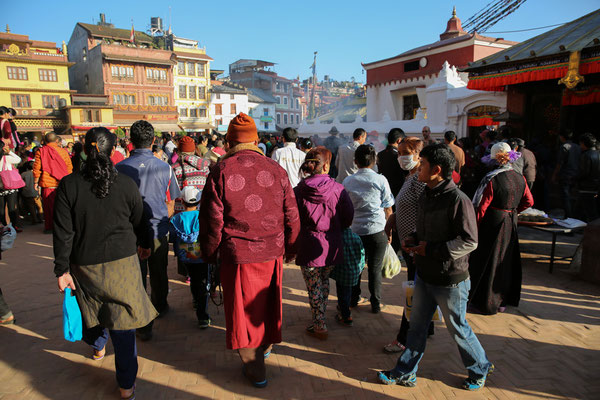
[484,22,566,34]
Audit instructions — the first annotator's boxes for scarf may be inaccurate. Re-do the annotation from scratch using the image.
[220,143,264,162]
[472,164,512,208]
[40,144,69,181]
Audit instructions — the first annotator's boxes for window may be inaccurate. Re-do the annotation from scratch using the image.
[199,108,207,118]
[112,66,119,77]
[230,94,235,100]
[126,67,134,78]
[113,94,121,104]
[82,48,87,62]
[189,85,196,99]
[179,108,188,117]
[42,95,60,108]
[80,109,102,123]
[230,104,236,114]
[148,95,168,106]
[189,108,198,118]
[402,94,420,120]
[198,86,205,99]
[179,85,187,99]
[10,94,30,108]
[160,70,166,81]
[39,69,58,82]
[215,104,222,115]
[197,63,205,77]
[276,113,281,124]
[276,82,281,91]
[283,114,288,124]
[178,61,185,75]
[296,114,299,125]
[216,93,220,100]
[147,68,166,81]
[119,66,126,77]
[296,98,299,109]
[187,62,195,76]
[112,93,136,105]
[284,83,289,92]
[264,122,268,129]
[404,60,419,72]
[283,97,288,105]
[129,95,136,105]
[216,118,223,127]
[7,66,28,80]
[263,108,268,116]
[276,96,280,104]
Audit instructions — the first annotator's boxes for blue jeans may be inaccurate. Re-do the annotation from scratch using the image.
[392,275,491,380]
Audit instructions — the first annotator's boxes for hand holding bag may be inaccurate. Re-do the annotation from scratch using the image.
[63,288,83,342]
[0,156,25,190]
[381,243,402,279]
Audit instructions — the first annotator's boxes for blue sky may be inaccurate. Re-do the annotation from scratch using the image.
[4,0,599,83]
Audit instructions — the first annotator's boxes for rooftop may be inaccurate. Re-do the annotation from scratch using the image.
[248,88,278,103]
[77,22,154,44]
[465,8,600,71]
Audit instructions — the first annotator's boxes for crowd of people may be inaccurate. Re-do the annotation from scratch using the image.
[0,108,599,397]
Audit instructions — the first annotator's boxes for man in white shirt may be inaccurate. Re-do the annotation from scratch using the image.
[272,127,306,187]
[336,128,367,183]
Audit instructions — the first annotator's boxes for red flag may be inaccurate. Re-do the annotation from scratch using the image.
[130,23,135,43]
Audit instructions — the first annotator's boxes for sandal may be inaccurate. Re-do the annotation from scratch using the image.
[0,314,15,325]
[92,346,106,361]
[305,325,328,340]
[383,340,406,353]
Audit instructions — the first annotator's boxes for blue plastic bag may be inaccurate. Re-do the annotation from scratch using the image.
[63,288,82,342]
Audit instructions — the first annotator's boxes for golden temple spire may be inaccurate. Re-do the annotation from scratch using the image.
[6,24,10,33]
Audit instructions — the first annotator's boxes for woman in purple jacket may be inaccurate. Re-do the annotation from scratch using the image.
[294,147,354,340]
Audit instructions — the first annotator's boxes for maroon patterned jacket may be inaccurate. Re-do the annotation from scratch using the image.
[199,147,300,264]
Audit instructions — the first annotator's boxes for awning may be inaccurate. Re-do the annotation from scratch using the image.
[562,84,600,106]
[179,122,215,131]
[467,116,500,127]
[150,123,183,133]
[467,56,600,91]
[71,125,118,131]
[102,54,176,66]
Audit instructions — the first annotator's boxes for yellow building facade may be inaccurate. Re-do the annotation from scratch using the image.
[0,30,73,133]
[170,35,214,133]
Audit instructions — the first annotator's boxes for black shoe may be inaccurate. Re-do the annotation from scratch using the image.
[136,330,153,342]
[198,318,211,329]
[371,303,386,314]
[335,313,353,327]
[350,296,368,308]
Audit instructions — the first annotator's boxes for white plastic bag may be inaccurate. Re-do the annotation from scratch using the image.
[381,243,401,279]
[1,223,16,250]
[402,280,443,322]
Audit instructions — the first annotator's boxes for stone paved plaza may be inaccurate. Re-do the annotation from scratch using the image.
[1,227,599,399]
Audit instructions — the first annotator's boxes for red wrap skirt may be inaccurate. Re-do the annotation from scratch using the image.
[221,257,283,350]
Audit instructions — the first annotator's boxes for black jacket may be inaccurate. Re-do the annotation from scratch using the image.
[414,180,478,286]
[377,145,407,197]
[577,148,600,193]
[53,171,149,277]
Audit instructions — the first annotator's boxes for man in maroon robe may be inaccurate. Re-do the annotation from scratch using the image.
[199,113,300,388]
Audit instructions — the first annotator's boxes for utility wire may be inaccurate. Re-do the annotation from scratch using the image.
[483,22,566,34]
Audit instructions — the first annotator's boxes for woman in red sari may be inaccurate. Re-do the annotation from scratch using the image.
[199,113,300,388]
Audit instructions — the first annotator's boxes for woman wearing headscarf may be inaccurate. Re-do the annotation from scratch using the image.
[294,146,354,339]
[54,127,157,400]
[469,142,534,315]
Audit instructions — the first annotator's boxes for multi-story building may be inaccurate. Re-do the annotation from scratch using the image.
[229,59,304,129]
[209,82,248,133]
[0,30,73,136]
[247,88,277,133]
[168,34,213,134]
[67,16,179,133]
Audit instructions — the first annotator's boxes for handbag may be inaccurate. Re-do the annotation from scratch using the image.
[63,288,83,342]
[402,280,443,322]
[0,156,25,190]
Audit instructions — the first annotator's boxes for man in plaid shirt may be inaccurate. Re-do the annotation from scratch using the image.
[330,228,365,326]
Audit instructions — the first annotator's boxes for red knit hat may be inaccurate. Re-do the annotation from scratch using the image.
[226,113,258,143]
[178,136,196,153]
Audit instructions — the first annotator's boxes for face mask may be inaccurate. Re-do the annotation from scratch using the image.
[80,152,87,161]
[399,155,417,171]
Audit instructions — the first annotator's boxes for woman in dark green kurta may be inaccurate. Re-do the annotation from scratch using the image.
[54,127,157,400]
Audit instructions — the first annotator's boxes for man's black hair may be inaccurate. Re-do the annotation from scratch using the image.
[444,130,457,143]
[130,120,155,148]
[354,144,376,168]
[579,132,597,149]
[8,108,16,117]
[0,106,8,116]
[353,128,366,140]
[387,128,405,145]
[505,138,519,150]
[559,130,573,141]
[282,127,298,143]
[516,138,525,148]
[419,143,455,180]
